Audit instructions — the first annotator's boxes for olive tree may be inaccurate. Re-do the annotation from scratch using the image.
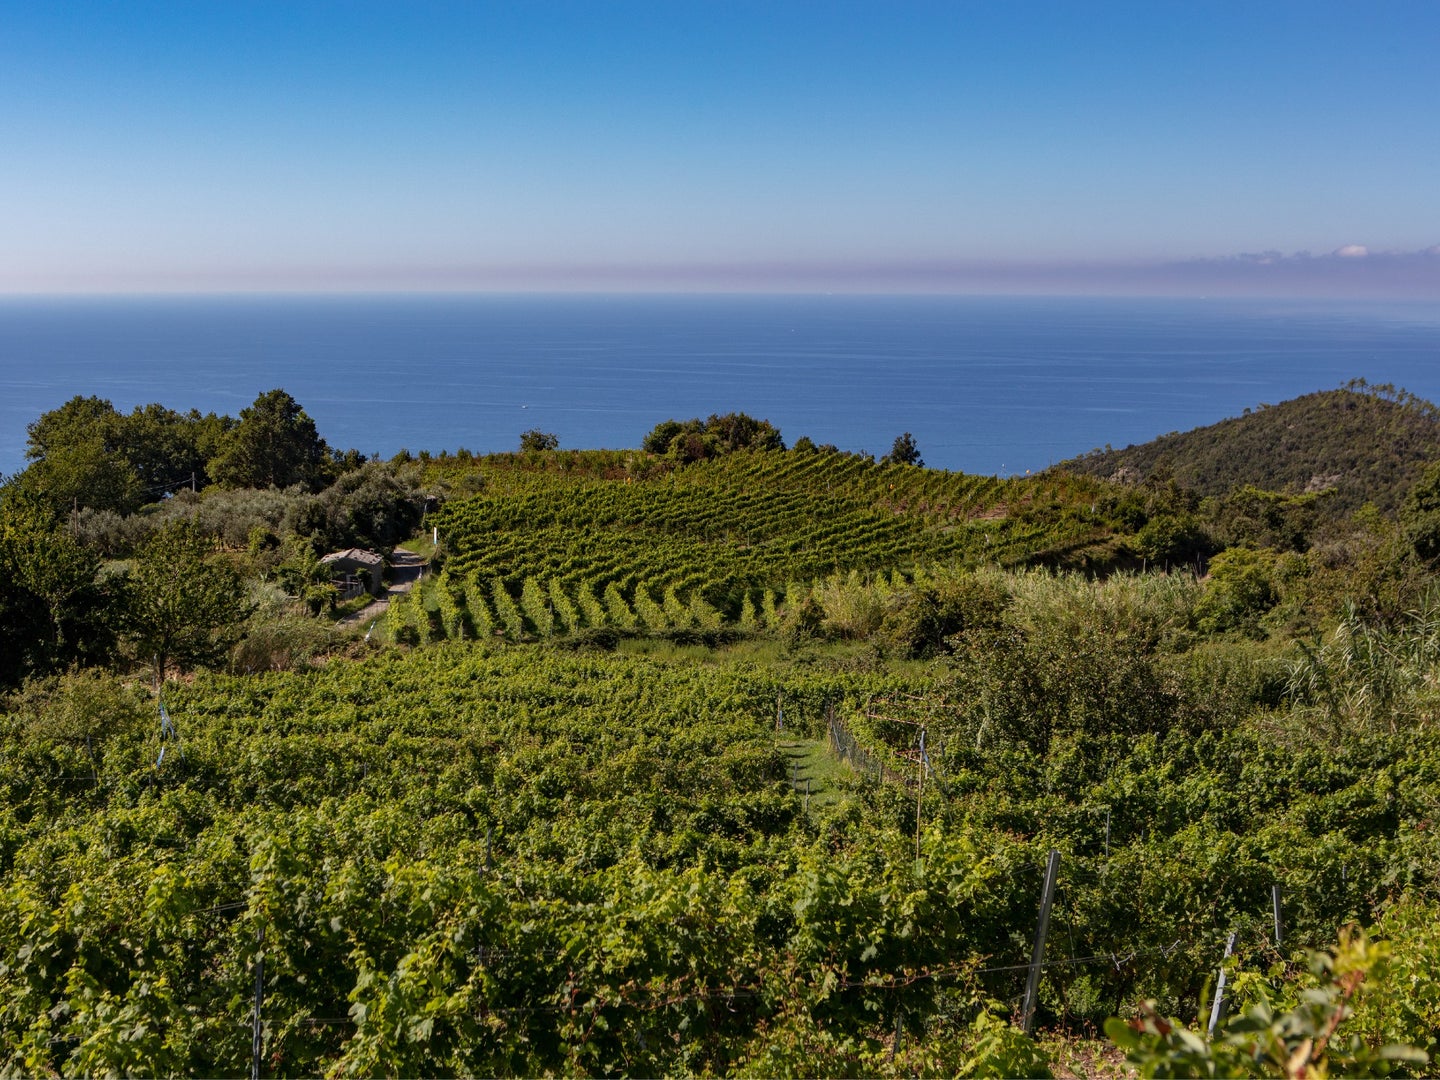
[124,521,249,684]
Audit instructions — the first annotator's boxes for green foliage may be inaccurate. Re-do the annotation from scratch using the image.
[427,450,1120,645]
[1064,384,1440,518]
[959,1010,1052,1078]
[4,594,1440,1074]
[116,401,229,494]
[210,389,330,491]
[491,577,526,639]
[273,535,336,615]
[518,429,559,452]
[12,668,147,754]
[642,412,785,462]
[574,580,608,629]
[1208,486,1324,553]
[880,570,1011,658]
[810,569,890,639]
[1195,547,1281,636]
[14,389,1440,1075]
[1286,600,1440,735]
[67,458,426,560]
[122,520,249,683]
[603,581,638,630]
[631,581,669,631]
[20,395,142,514]
[1400,461,1440,564]
[19,395,232,515]
[1135,512,1209,567]
[1106,929,1427,1078]
[519,576,554,637]
[230,583,343,673]
[1348,899,1440,1063]
[462,574,496,638]
[547,577,579,633]
[0,488,110,686]
[883,432,924,467]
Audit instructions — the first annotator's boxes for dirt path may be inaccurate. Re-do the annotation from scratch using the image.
[338,549,427,631]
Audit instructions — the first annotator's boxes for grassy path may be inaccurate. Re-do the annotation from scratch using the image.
[778,738,851,812]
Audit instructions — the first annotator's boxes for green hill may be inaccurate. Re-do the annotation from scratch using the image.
[1059,382,1440,515]
[416,447,1125,643]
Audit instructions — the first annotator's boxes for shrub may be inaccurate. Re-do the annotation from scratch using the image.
[1194,546,1281,636]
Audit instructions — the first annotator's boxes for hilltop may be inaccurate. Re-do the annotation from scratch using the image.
[1059,382,1440,515]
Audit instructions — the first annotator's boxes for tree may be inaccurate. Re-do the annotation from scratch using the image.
[210,389,330,491]
[641,413,784,462]
[274,535,337,615]
[117,403,231,493]
[642,419,688,454]
[703,412,784,453]
[0,487,110,686]
[884,433,923,467]
[519,429,559,452]
[26,395,123,463]
[124,521,248,684]
[19,396,238,514]
[1402,461,1440,563]
[20,395,141,513]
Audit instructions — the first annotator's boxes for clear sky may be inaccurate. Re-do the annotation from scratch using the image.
[2,1,1438,296]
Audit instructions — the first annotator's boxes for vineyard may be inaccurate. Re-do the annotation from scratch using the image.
[6,564,1440,1075]
[415,450,1121,643]
[6,431,1440,1076]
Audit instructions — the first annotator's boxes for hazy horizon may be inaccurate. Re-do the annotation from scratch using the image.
[4,250,1440,301]
[2,2,1437,299]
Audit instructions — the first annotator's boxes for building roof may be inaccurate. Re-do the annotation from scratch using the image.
[320,548,384,568]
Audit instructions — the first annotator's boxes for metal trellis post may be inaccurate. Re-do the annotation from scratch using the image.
[1207,931,1238,1038]
[1021,849,1062,1034]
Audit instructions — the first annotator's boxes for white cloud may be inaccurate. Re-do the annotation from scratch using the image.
[1333,244,1369,258]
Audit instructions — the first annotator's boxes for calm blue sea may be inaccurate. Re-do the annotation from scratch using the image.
[1,294,1438,478]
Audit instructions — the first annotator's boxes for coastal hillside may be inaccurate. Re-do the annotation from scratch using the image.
[1060,382,1440,515]
[10,394,1440,1076]
[419,446,1122,645]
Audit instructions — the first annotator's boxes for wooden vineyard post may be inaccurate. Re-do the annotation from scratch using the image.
[1272,885,1284,947]
[1021,850,1062,1034]
[251,926,265,1080]
[1207,931,1238,1038]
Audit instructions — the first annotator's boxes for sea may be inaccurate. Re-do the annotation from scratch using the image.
[1,293,1437,478]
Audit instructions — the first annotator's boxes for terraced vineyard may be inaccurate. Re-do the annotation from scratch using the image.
[9,617,1440,1076]
[423,449,1116,640]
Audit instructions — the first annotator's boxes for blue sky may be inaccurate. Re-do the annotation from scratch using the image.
[2,1,1438,296]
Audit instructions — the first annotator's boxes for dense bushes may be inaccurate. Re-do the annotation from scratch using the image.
[641,411,785,462]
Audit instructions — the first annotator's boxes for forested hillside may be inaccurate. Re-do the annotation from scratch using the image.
[1061,382,1440,515]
